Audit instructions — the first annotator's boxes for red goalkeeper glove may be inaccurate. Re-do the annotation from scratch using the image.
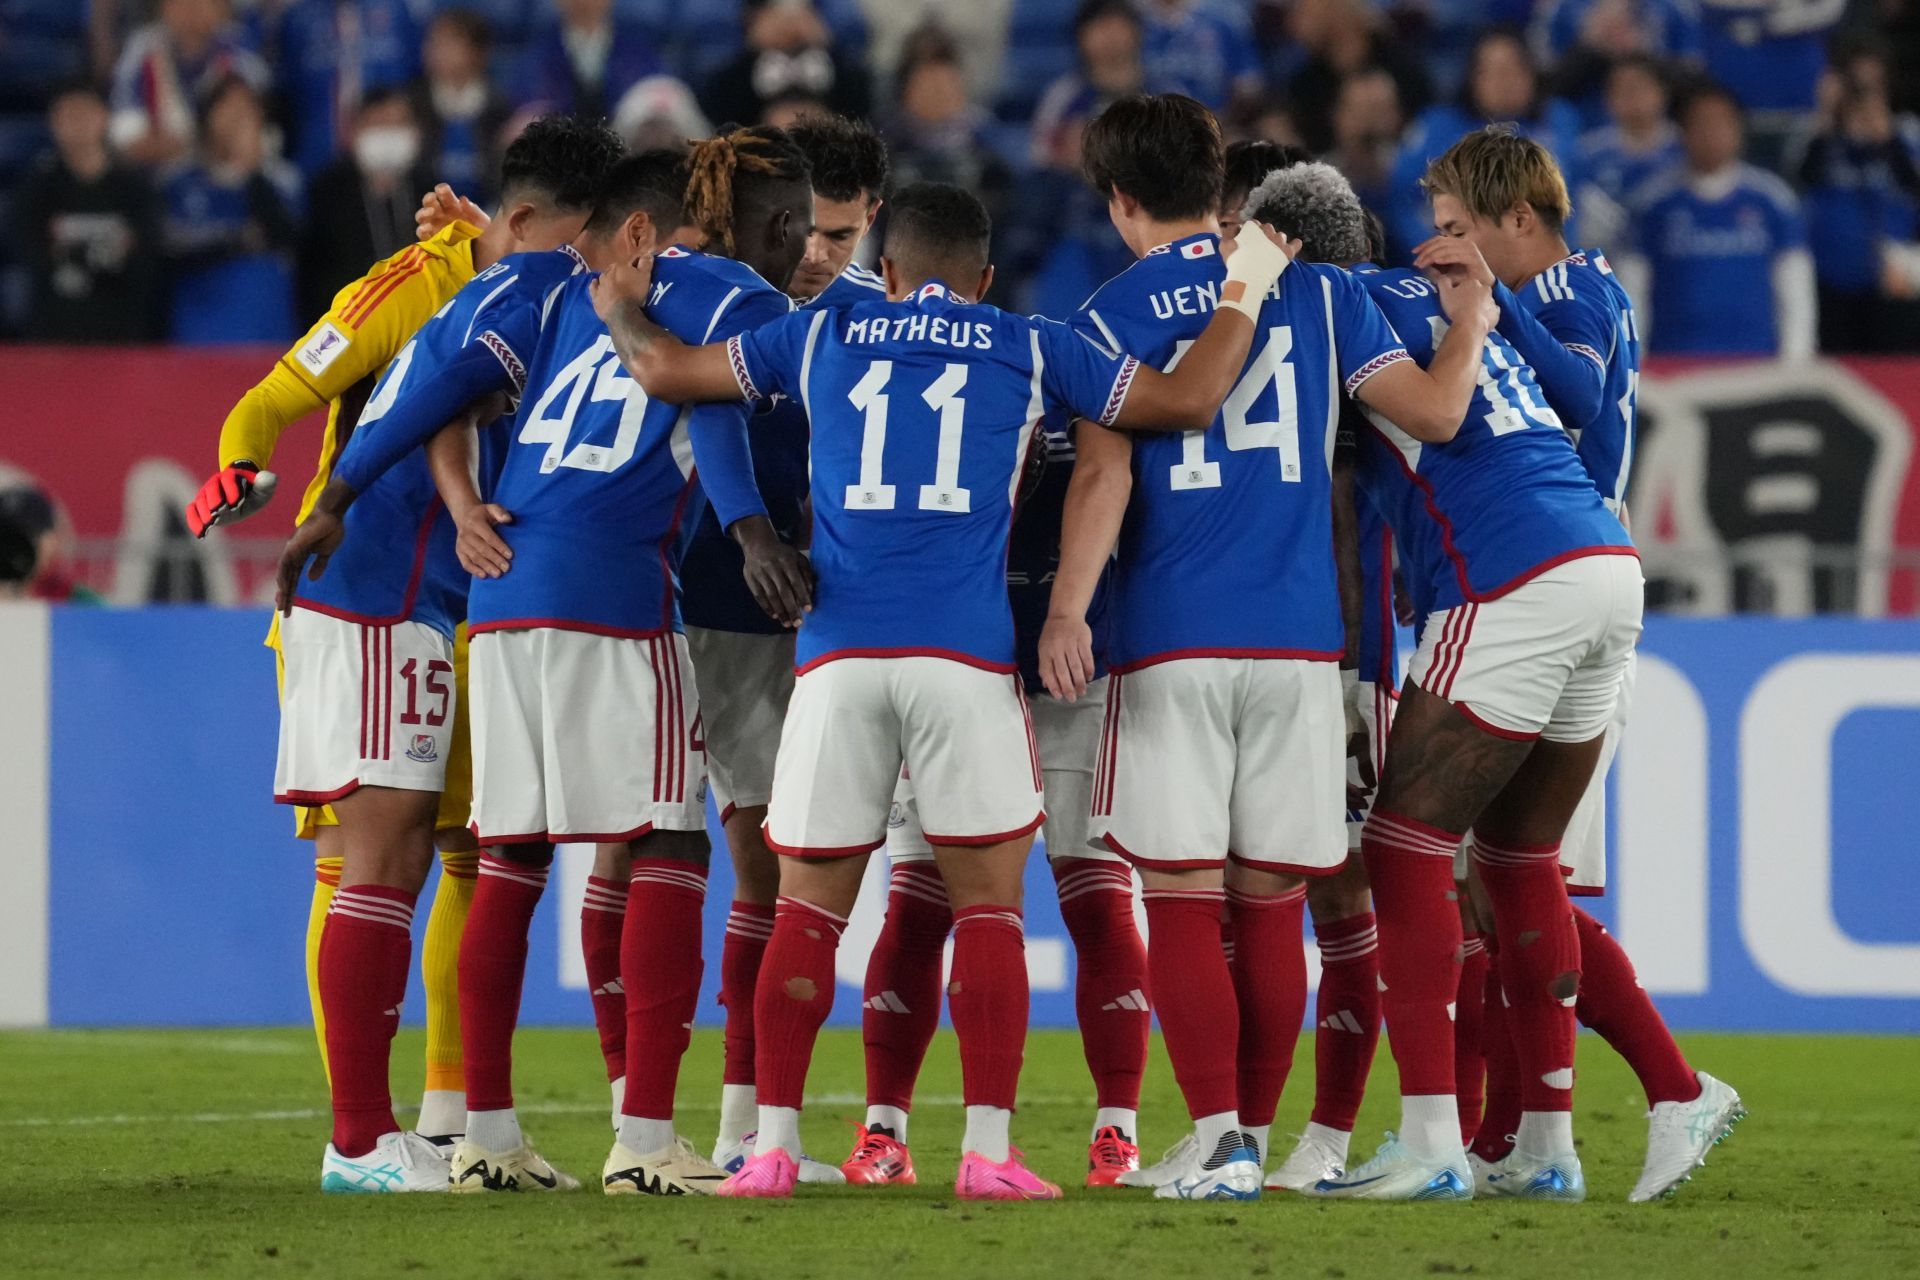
[186,462,278,537]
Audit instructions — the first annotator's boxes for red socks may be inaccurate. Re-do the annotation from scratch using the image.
[1142,887,1239,1121]
[320,883,417,1157]
[1359,811,1464,1097]
[1309,910,1381,1132]
[1573,906,1698,1106]
[948,905,1029,1110]
[1473,968,1522,1162]
[1454,932,1491,1144]
[1053,858,1148,1113]
[619,859,708,1121]
[1228,883,1308,1128]
[720,901,776,1088]
[754,896,847,1109]
[458,854,550,1112]
[1472,837,1580,1114]
[580,874,627,1083]
[861,862,952,1112]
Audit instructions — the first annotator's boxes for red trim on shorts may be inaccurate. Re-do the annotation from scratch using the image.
[276,781,362,805]
[468,618,675,640]
[923,811,1046,848]
[1568,884,1605,897]
[1110,645,1345,675]
[1093,670,1122,817]
[1434,603,1478,698]
[793,647,1019,676]
[1227,850,1349,877]
[719,801,738,825]
[1015,680,1043,791]
[1101,830,1226,871]
[472,821,659,845]
[1454,701,1542,741]
[762,827,886,860]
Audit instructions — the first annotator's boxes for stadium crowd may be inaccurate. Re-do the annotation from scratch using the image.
[5,0,1919,354]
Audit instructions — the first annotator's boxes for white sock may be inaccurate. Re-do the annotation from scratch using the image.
[1515,1110,1576,1160]
[756,1105,803,1159]
[962,1105,1012,1163]
[1399,1094,1464,1162]
[1303,1120,1352,1164]
[465,1108,523,1153]
[609,1077,625,1133]
[1244,1123,1272,1167]
[864,1104,910,1142]
[416,1090,465,1139]
[615,1115,676,1157]
[718,1084,757,1146]
[1194,1111,1242,1168]
[1092,1107,1138,1142]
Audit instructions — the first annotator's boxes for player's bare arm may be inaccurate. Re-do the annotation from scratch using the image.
[273,480,352,615]
[1038,420,1133,702]
[1106,223,1303,432]
[592,254,742,403]
[1353,272,1498,442]
[424,405,514,579]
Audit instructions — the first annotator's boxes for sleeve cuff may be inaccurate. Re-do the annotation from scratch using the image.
[477,332,526,395]
[727,334,762,402]
[1345,349,1410,396]
[1096,356,1140,426]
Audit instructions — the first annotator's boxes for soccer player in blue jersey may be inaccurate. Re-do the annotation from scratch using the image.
[697,115,889,1185]
[1243,160,1642,1202]
[593,180,1304,1200]
[1035,95,1491,1203]
[1414,126,1746,1203]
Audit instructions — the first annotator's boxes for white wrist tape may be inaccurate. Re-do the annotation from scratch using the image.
[1221,223,1291,321]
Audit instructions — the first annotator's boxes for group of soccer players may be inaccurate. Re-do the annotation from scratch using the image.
[188,89,1746,1204]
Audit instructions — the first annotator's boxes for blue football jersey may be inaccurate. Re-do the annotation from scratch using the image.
[467,248,788,638]
[729,280,1141,673]
[1355,266,1634,618]
[297,248,584,636]
[678,262,883,636]
[1008,420,1111,694]
[1629,165,1806,354]
[1514,250,1642,510]
[1076,233,1410,671]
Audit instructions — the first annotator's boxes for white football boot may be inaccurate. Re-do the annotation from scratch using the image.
[1151,1134,1262,1202]
[1117,1131,1199,1189]
[1481,1149,1586,1201]
[320,1131,451,1193]
[604,1136,730,1196]
[1304,1133,1473,1201]
[1266,1124,1350,1191]
[448,1138,581,1192]
[1629,1072,1746,1203]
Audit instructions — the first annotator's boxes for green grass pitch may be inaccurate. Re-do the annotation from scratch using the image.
[3,1027,1916,1278]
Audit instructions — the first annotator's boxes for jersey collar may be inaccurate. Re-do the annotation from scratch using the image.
[911,279,970,306]
[1145,232,1220,260]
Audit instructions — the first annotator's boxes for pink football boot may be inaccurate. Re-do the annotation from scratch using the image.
[955,1149,1064,1201]
[716,1149,799,1198]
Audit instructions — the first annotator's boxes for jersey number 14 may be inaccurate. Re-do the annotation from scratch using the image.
[1170,326,1301,491]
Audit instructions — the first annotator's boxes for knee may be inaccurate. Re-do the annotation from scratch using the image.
[633,829,711,867]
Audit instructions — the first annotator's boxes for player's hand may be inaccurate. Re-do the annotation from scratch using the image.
[733,515,814,627]
[274,512,345,614]
[1038,614,1095,701]
[1437,269,1499,333]
[1413,235,1496,289]
[455,503,515,579]
[185,462,278,537]
[591,253,655,323]
[1346,729,1377,810]
[417,183,488,240]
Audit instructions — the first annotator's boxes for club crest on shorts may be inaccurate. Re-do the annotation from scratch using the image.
[887,801,906,829]
[405,734,439,763]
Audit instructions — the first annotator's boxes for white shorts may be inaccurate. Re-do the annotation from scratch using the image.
[1558,648,1637,894]
[274,608,456,805]
[685,626,794,818]
[766,657,1044,857]
[1091,657,1347,874]
[1346,679,1398,850]
[469,628,707,844]
[1411,553,1643,743]
[889,677,1124,866]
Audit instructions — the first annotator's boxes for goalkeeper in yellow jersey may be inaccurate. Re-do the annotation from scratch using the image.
[185,114,625,1148]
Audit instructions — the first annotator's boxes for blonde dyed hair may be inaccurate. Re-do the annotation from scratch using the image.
[1421,124,1571,231]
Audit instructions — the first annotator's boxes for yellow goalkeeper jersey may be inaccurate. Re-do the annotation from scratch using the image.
[216,220,484,523]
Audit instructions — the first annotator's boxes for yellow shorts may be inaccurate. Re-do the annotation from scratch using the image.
[269,612,473,838]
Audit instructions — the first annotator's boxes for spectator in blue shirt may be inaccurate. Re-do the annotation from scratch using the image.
[411,9,512,204]
[1536,0,1700,126]
[1137,0,1263,115]
[1576,53,1685,250]
[273,0,421,178]
[1789,40,1920,352]
[109,0,270,168]
[1622,81,1818,356]
[1031,0,1150,172]
[524,0,663,119]
[161,75,300,344]
[1697,0,1847,121]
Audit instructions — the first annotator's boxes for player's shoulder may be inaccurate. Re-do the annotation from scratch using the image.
[1353,263,1421,298]
[1626,167,1686,215]
[811,262,886,312]
[488,243,590,287]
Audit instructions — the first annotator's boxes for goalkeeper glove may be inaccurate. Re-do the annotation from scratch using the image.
[186,462,278,538]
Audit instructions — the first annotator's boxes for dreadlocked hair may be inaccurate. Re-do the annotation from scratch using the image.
[682,124,812,256]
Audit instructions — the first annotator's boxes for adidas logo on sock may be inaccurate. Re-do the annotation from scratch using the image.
[1101,989,1148,1012]
[1319,1009,1365,1034]
[864,991,910,1014]
[593,979,626,997]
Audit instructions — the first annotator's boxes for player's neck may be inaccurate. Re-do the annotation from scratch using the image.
[1512,234,1574,290]
[1125,215,1220,259]
[471,219,515,273]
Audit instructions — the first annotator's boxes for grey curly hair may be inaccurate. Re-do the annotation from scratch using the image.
[1240,162,1371,268]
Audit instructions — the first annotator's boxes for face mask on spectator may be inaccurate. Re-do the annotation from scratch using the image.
[354,125,420,176]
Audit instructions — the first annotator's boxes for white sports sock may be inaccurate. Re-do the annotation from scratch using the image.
[416,1090,465,1139]
[1303,1120,1352,1163]
[1092,1107,1138,1142]
[865,1104,910,1142]
[609,1077,625,1133]
[962,1105,1012,1163]
[718,1084,757,1146]
[1515,1110,1576,1160]
[1244,1123,1272,1167]
[1399,1094,1464,1162]
[465,1108,524,1153]
[756,1106,804,1159]
[1194,1111,1242,1168]
[616,1116,676,1157]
